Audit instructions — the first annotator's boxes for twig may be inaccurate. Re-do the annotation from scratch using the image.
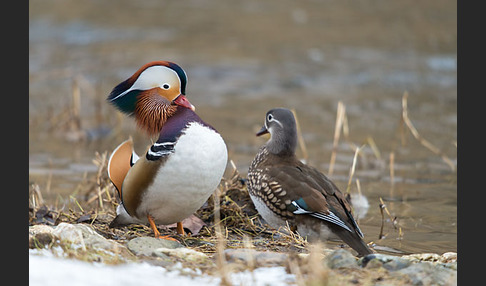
[70,77,82,132]
[214,185,230,286]
[401,92,456,171]
[366,136,381,161]
[329,101,346,176]
[389,152,395,198]
[345,144,365,194]
[378,197,398,239]
[70,195,84,212]
[356,179,362,196]
[291,109,308,162]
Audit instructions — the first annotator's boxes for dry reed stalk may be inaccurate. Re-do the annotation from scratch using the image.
[401,92,456,171]
[345,144,364,194]
[287,256,306,286]
[242,235,256,271]
[328,101,346,176]
[276,221,308,249]
[378,197,399,240]
[213,185,231,286]
[366,136,381,161]
[389,151,395,198]
[305,242,330,286]
[355,179,362,197]
[342,107,350,140]
[291,109,308,162]
[30,184,44,209]
[70,78,82,132]
[70,195,84,213]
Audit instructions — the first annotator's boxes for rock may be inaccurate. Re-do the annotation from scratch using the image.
[224,249,288,267]
[395,262,457,286]
[365,258,384,269]
[402,253,442,263]
[127,237,183,257]
[31,223,133,263]
[255,251,288,266]
[383,257,412,271]
[52,223,125,254]
[441,252,457,264]
[29,225,55,248]
[154,248,210,264]
[401,252,457,270]
[325,249,358,269]
[359,253,411,271]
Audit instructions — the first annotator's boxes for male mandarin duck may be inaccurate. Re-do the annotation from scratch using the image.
[106,61,228,238]
[247,108,373,256]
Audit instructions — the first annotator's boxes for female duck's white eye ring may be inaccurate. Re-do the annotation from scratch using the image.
[267,114,273,121]
[162,83,170,90]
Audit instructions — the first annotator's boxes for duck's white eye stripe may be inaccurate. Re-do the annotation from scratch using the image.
[272,119,283,128]
[110,66,180,101]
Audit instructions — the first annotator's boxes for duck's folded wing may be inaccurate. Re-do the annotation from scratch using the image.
[265,165,361,236]
[107,138,138,195]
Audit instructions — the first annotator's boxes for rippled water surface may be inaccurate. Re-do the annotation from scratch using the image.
[29,0,457,254]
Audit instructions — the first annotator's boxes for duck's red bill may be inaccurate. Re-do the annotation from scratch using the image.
[173,94,195,111]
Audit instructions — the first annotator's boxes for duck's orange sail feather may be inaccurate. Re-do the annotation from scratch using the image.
[107,138,135,197]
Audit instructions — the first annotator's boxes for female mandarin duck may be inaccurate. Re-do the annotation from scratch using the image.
[106,61,228,238]
[247,108,373,256]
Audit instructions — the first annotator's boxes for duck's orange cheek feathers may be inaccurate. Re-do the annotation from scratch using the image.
[135,91,178,136]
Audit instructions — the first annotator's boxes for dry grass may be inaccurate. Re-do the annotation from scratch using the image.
[401,92,456,172]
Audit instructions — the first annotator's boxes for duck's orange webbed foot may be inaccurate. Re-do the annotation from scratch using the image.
[176,221,185,235]
[147,215,178,241]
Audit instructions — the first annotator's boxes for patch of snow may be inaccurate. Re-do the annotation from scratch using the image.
[29,254,217,286]
[229,267,296,285]
[29,253,297,286]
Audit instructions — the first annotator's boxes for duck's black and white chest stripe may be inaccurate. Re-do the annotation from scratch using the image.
[146,142,175,161]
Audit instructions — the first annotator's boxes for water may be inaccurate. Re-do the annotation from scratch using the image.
[29,0,456,255]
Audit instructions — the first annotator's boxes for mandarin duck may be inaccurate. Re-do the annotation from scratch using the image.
[247,108,373,256]
[106,61,228,238]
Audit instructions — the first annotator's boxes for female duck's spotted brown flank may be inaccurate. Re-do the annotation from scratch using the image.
[106,61,228,239]
[247,108,373,256]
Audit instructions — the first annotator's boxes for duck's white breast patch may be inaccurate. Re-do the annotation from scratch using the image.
[138,122,228,224]
[250,194,287,229]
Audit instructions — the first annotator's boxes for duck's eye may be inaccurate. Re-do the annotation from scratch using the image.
[162,84,170,90]
[267,114,273,121]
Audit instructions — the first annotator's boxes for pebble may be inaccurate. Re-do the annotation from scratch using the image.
[359,252,457,285]
[154,247,210,264]
[359,253,411,271]
[127,237,183,257]
[29,223,133,263]
[394,262,457,286]
[29,224,55,248]
[324,249,359,269]
[127,237,210,265]
[225,249,288,267]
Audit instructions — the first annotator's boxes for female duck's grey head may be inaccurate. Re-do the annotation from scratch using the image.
[256,108,297,156]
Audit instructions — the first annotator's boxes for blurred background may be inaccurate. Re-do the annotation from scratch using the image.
[29,0,456,254]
